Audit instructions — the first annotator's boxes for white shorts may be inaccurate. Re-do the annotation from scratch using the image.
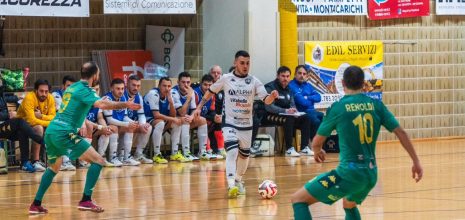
[222,127,252,151]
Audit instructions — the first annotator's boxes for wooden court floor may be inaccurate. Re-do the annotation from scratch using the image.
[1,138,465,219]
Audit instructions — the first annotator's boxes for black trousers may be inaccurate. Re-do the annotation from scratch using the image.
[260,114,311,150]
[0,118,43,163]
[207,121,222,152]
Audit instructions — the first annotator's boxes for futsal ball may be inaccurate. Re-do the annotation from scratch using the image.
[258,180,278,199]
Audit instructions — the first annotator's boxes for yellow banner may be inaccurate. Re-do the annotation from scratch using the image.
[304,41,384,108]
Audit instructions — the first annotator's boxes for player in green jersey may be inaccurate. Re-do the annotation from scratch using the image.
[291,65,423,220]
[28,61,141,215]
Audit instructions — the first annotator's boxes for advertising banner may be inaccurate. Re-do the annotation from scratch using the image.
[146,25,185,78]
[105,50,153,84]
[368,0,429,20]
[436,0,465,15]
[104,0,196,14]
[0,0,89,17]
[292,0,367,15]
[304,41,384,109]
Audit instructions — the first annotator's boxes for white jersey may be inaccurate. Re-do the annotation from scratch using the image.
[171,86,196,113]
[209,72,268,129]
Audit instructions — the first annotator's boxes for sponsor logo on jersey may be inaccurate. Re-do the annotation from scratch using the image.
[245,78,252,84]
[228,89,252,96]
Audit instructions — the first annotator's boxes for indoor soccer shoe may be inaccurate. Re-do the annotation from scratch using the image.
[135,155,153,164]
[199,151,216,161]
[103,159,115,167]
[153,153,168,164]
[170,151,190,163]
[123,157,141,166]
[29,204,48,214]
[110,157,123,167]
[300,146,314,156]
[21,161,35,173]
[228,186,239,199]
[235,180,246,195]
[183,151,199,161]
[78,200,104,213]
[285,147,301,157]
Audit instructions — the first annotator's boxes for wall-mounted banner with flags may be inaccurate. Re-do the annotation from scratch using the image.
[0,0,89,17]
[104,0,196,14]
[304,41,384,109]
[436,0,465,15]
[368,0,429,20]
[292,0,367,15]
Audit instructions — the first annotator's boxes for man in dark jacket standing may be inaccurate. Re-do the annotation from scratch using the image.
[262,66,312,157]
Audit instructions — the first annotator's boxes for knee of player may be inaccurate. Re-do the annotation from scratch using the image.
[238,148,250,158]
[34,125,45,135]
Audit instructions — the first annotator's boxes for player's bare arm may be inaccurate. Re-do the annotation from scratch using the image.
[393,127,423,182]
[177,87,193,117]
[264,90,279,105]
[311,134,327,163]
[94,99,141,111]
[193,90,214,117]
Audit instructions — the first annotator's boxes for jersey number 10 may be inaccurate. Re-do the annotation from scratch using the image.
[352,113,374,144]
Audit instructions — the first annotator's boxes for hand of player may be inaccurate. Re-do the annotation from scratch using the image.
[79,127,87,138]
[314,149,326,163]
[286,108,297,114]
[214,114,222,123]
[186,86,194,99]
[126,101,142,110]
[128,121,139,130]
[173,117,182,126]
[184,115,193,123]
[8,111,16,118]
[34,109,43,119]
[192,109,201,118]
[412,161,423,183]
[102,126,113,135]
[270,90,279,100]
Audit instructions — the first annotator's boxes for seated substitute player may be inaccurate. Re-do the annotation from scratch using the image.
[208,65,226,158]
[102,78,140,166]
[29,61,141,214]
[85,84,119,167]
[143,77,188,163]
[193,50,279,198]
[172,71,213,161]
[123,75,153,164]
[194,74,224,160]
[290,66,423,220]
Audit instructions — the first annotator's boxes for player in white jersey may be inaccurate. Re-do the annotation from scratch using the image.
[193,50,279,198]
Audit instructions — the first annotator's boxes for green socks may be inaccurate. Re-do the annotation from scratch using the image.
[344,207,361,220]
[293,202,312,220]
[83,163,103,198]
[34,168,57,202]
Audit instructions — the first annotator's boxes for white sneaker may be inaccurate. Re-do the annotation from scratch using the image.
[135,155,153,164]
[183,151,199,161]
[199,151,216,160]
[110,157,123,167]
[78,160,90,168]
[123,157,141,166]
[285,147,301,157]
[300,146,314,156]
[235,180,246,195]
[103,159,115,167]
[33,161,46,172]
[214,153,224,160]
[60,161,76,171]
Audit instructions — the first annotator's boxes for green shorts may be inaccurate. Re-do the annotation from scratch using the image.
[304,168,377,205]
[45,131,91,165]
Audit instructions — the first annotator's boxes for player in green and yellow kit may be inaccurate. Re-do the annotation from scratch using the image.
[291,66,423,220]
[28,61,141,215]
